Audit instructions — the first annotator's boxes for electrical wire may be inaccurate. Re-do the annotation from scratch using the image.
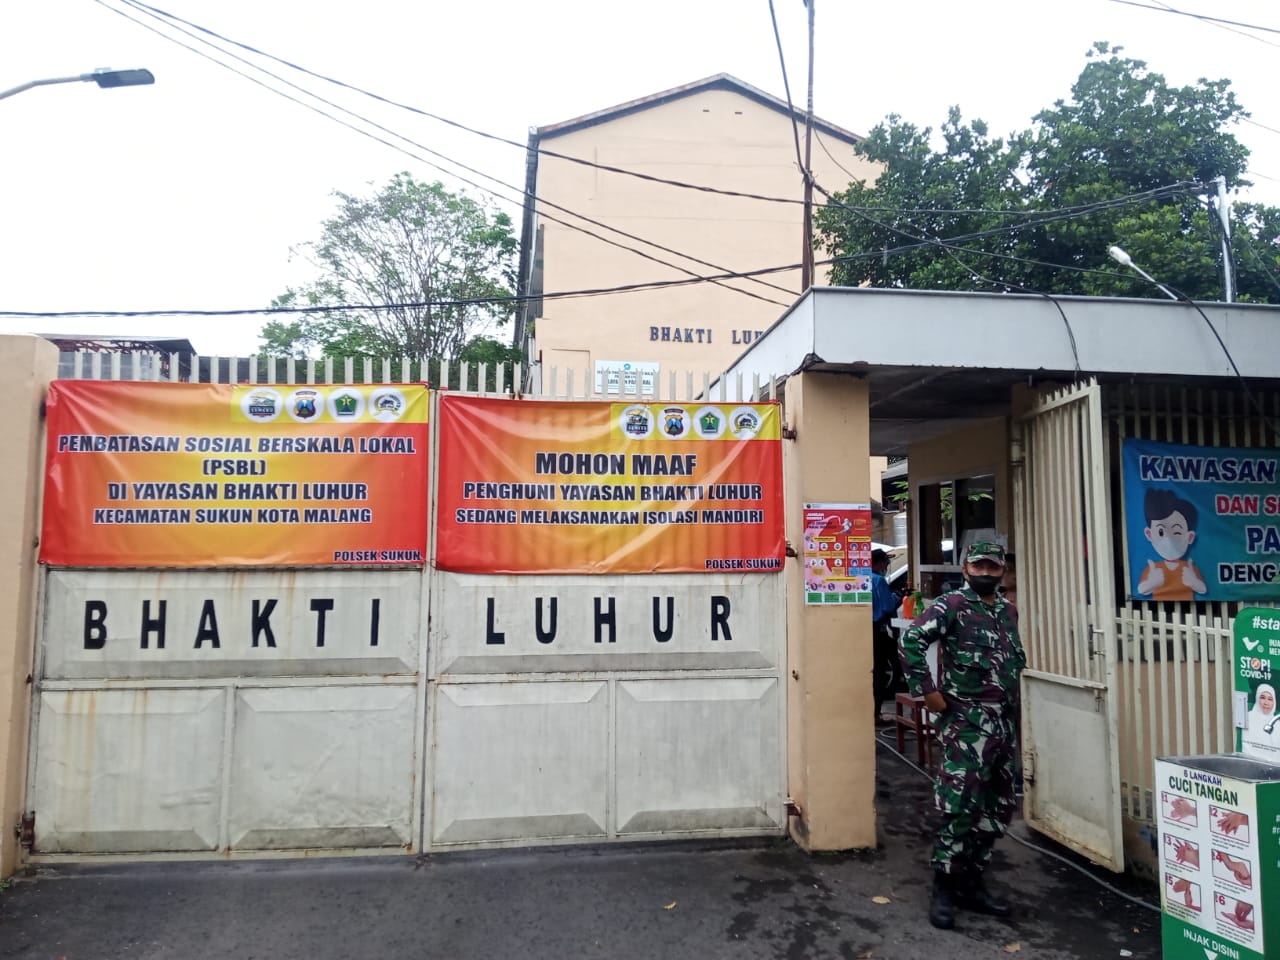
[0,259,814,319]
[111,0,813,208]
[1235,228,1280,298]
[1108,0,1280,36]
[767,0,808,184]
[814,128,862,184]
[872,733,1161,915]
[821,181,1203,251]
[99,0,793,309]
[1113,265,1280,438]
[817,180,1205,287]
[1148,0,1280,47]
[886,191,1280,434]
[102,0,1238,228]
[1243,117,1280,137]
[3,184,1227,320]
[820,188,1084,374]
[1205,194,1240,302]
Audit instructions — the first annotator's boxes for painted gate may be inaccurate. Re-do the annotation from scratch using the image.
[25,361,788,858]
[1013,379,1126,870]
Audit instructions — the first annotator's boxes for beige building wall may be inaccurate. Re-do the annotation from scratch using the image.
[533,85,880,379]
[0,335,57,879]
[783,372,877,850]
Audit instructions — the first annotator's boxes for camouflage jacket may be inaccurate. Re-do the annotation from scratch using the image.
[899,587,1025,707]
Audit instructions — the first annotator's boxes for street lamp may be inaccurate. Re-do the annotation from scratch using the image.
[0,68,154,102]
[1107,245,1180,302]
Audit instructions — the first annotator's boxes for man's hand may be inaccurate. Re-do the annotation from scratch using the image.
[923,691,947,714]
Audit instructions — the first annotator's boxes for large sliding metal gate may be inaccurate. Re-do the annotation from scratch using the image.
[25,357,788,860]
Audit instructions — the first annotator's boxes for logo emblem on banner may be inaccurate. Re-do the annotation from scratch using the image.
[620,405,655,439]
[730,407,762,439]
[694,406,725,440]
[369,387,406,422]
[662,406,689,439]
[241,389,282,423]
[328,388,364,420]
[288,388,323,422]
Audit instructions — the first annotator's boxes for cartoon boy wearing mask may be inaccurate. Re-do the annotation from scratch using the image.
[1137,488,1207,601]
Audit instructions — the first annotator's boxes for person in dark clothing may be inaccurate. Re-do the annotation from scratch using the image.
[870,548,903,723]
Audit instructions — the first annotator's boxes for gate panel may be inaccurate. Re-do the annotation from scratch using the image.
[32,688,225,853]
[1016,381,1124,870]
[229,684,417,850]
[42,570,420,680]
[426,571,786,848]
[430,680,609,844]
[615,677,780,834]
[30,570,424,857]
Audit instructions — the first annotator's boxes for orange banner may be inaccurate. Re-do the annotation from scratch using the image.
[41,380,429,567]
[435,396,784,574]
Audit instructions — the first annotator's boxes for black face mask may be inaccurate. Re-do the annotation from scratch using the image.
[967,575,1002,597]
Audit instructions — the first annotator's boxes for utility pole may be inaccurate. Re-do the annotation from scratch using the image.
[1213,175,1235,302]
[800,0,816,291]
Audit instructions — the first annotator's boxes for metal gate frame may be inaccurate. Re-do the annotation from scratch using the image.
[1013,380,1125,871]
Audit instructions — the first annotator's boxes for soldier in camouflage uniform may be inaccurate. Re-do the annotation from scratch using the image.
[899,540,1026,930]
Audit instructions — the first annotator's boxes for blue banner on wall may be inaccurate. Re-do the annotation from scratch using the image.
[1122,438,1280,601]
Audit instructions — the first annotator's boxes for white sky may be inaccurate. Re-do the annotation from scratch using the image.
[3,0,1278,357]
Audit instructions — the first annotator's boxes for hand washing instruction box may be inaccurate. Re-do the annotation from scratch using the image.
[1157,754,1280,960]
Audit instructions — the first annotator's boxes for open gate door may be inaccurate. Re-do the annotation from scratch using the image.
[1013,380,1124,871]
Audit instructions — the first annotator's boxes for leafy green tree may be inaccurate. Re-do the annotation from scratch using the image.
[260,173,519,359]
[816,43,1280,302]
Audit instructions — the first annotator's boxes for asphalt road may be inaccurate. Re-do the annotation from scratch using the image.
[0,736,1163,960]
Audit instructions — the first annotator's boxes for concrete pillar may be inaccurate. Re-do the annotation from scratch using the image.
[783,372,876,850]
[0,335,58,878]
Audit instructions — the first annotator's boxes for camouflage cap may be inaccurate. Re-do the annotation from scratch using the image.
[964,540,1006,566]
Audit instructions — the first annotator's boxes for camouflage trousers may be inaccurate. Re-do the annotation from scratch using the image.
[931,701,1019,875]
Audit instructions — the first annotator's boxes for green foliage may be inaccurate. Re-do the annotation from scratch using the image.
[816,43,1280,302]
[260,173,519,360]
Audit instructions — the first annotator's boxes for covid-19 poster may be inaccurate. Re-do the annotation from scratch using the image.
[1234,608,1280,765]
[1122,439,1280,602]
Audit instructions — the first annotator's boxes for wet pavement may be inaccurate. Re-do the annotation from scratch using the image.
[0,734,1163,959]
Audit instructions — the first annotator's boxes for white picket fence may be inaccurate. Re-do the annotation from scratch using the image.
[59,351,782,403]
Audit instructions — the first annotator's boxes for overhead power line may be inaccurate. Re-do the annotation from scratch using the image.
[0,260,811,319]
[102,0,1242,227]
[1108,0,1280,36]
[99,0,792,308]
[110,0,819,207]
[2,178,1218,320]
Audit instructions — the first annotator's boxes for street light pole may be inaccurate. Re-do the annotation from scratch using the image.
[0,68,154,102]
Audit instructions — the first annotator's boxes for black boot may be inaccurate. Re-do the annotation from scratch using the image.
[929,870,956,930]
[953,867,1011,918]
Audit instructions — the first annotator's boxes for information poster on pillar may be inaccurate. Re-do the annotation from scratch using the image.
[1155,756,1279,960]
[802,503,873,605]
[1122,439,1280,601]
[1234,608,1280,764]
[434,395,784,574]
[40,380,429,567]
